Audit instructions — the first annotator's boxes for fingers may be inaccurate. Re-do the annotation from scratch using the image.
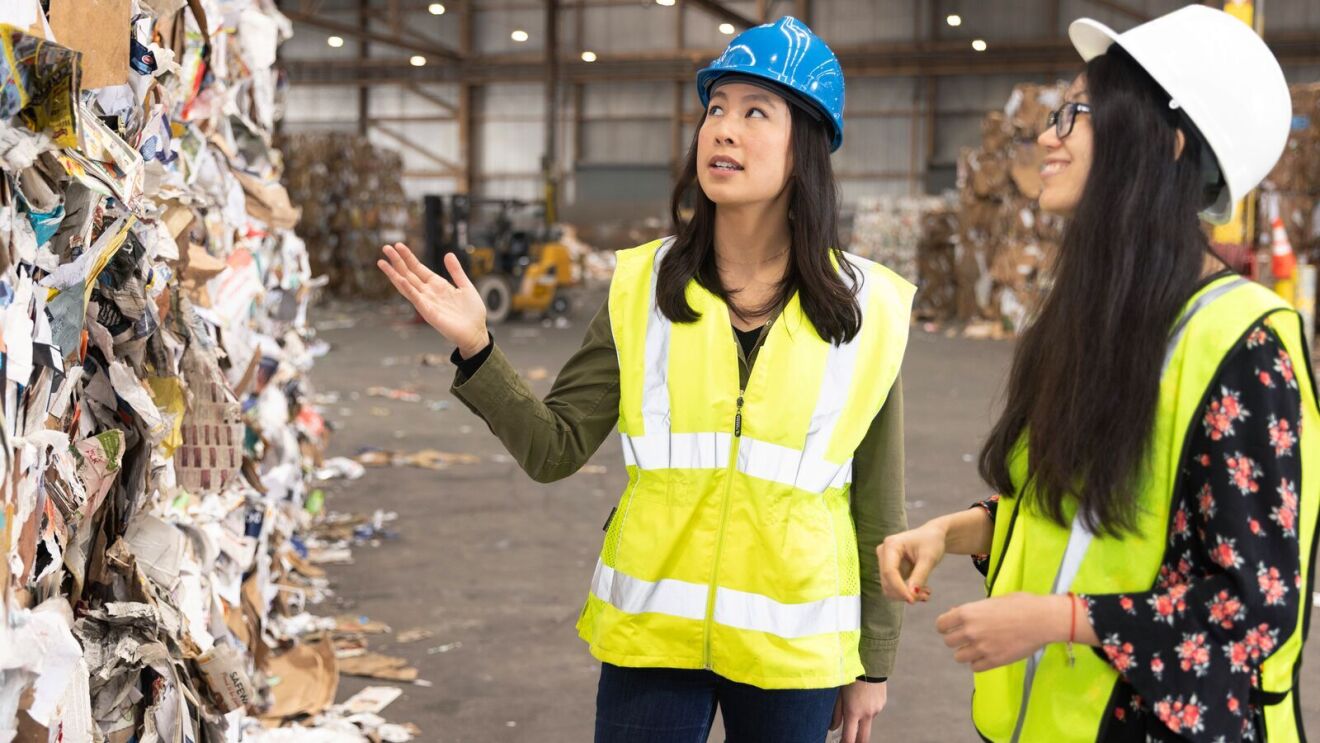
[377,258,425,307]
[381,245,433,297]
[842,713,859,743]
[444,251,473,290]
[392,243,440,282]
[905,554,938,603]
[830,696,843,731]
[935,607,963,635]
[953,644,985,666]
[856,717,874,743]
[940,626,968,649]
[877,542,916,603]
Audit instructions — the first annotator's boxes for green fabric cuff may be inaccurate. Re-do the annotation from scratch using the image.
[858,634,900,678]
[451,343,523,414]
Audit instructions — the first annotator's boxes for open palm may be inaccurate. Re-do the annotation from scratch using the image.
[377,243,489,356]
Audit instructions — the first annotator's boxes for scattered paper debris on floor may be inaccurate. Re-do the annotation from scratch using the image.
[335,615,392,635]
[316,457,366,481]
[341,686,404,715]
[427,642,463,655]
[337,652,420,682]
[356,448,481,470]
[367,386,423,403]
[395,628,436,644]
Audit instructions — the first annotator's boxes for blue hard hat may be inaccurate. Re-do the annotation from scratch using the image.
[696,16,845,152]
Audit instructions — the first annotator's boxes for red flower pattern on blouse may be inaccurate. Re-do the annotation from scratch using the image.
[1224,452,1263,494]
[1271,478,1298,538]
[974,322,1303,742]
[1203,387,1250,441]
[1268,415,1296,457]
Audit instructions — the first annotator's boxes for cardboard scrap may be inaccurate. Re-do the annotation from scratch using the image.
[195,643,255,713]
[47,0,130,89]
[335,615,391,635]
[341,686,403,715]
[336,652,419,683]
[264,635,339,720]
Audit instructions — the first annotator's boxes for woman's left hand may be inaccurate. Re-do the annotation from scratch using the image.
[936,593,1071,672]
[830,680,887,743]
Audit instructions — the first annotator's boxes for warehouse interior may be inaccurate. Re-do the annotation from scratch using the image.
[2,0,1320,741]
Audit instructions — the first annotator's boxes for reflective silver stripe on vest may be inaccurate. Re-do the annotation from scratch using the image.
[621,432,854,491]
[1008,277,1250,743]
[591,559,707,621]
[591,560,861,638]
[791,254,875,484]
[737,436,854,492]
[640,239,677,436]
[620,432,733,470]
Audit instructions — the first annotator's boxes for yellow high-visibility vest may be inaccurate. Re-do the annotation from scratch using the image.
[576,238,915,689]
[975,275,1320,741]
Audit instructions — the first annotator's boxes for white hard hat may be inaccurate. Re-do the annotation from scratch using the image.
[1068,5,1291,224]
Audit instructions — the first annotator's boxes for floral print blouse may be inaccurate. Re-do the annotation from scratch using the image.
[974,319,1305,742]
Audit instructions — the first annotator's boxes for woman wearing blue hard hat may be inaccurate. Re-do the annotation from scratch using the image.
[879,5,1315,742]
[378,15,913,743]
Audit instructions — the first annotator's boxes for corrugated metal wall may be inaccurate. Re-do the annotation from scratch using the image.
[280,0,1320,207]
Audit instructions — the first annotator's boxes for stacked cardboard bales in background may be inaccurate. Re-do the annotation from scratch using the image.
[847,195,952,286]
[953,82,1069,334]
[282,133,414,299]
[914,204,960,321]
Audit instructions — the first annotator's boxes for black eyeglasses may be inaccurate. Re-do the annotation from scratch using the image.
[1046,102,1093,139]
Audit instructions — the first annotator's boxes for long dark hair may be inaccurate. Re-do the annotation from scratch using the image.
[656,103,862,344]
[979,47,1220,536]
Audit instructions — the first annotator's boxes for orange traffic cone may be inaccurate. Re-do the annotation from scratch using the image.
[1271,216,1297,279]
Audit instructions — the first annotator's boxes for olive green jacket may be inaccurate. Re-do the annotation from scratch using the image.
[451,299,907,678]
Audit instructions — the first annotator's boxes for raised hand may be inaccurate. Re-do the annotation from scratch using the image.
[377,244,490,357]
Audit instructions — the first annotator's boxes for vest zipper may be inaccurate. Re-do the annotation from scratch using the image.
[704,388,744,670]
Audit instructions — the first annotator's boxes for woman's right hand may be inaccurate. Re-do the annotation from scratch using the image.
[877,522,948,604]
[377,243,490,358]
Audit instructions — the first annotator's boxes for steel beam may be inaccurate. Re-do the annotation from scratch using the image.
[686,0,757,30]
[283,9,462,60]
[1081,0,1149,23]
[283,34,1320,85]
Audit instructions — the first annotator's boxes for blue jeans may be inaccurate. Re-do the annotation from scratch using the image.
[594,663,840,743]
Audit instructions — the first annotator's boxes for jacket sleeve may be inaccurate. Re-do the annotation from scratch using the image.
[850,375,908,679]
[450,299,621,483]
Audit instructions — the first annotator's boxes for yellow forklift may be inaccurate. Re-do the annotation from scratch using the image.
[423,195,577,323]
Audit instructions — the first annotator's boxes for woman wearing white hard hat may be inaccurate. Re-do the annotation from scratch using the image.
[379,15,913,743]
[879,6,1315,742]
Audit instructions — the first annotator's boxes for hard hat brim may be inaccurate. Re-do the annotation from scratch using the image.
[697,66,844,151]
[1068,18,1120,62]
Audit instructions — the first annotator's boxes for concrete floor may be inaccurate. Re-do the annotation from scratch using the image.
[310,295,1319,742]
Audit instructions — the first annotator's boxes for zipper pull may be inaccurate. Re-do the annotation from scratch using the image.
[734,390,744,437]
